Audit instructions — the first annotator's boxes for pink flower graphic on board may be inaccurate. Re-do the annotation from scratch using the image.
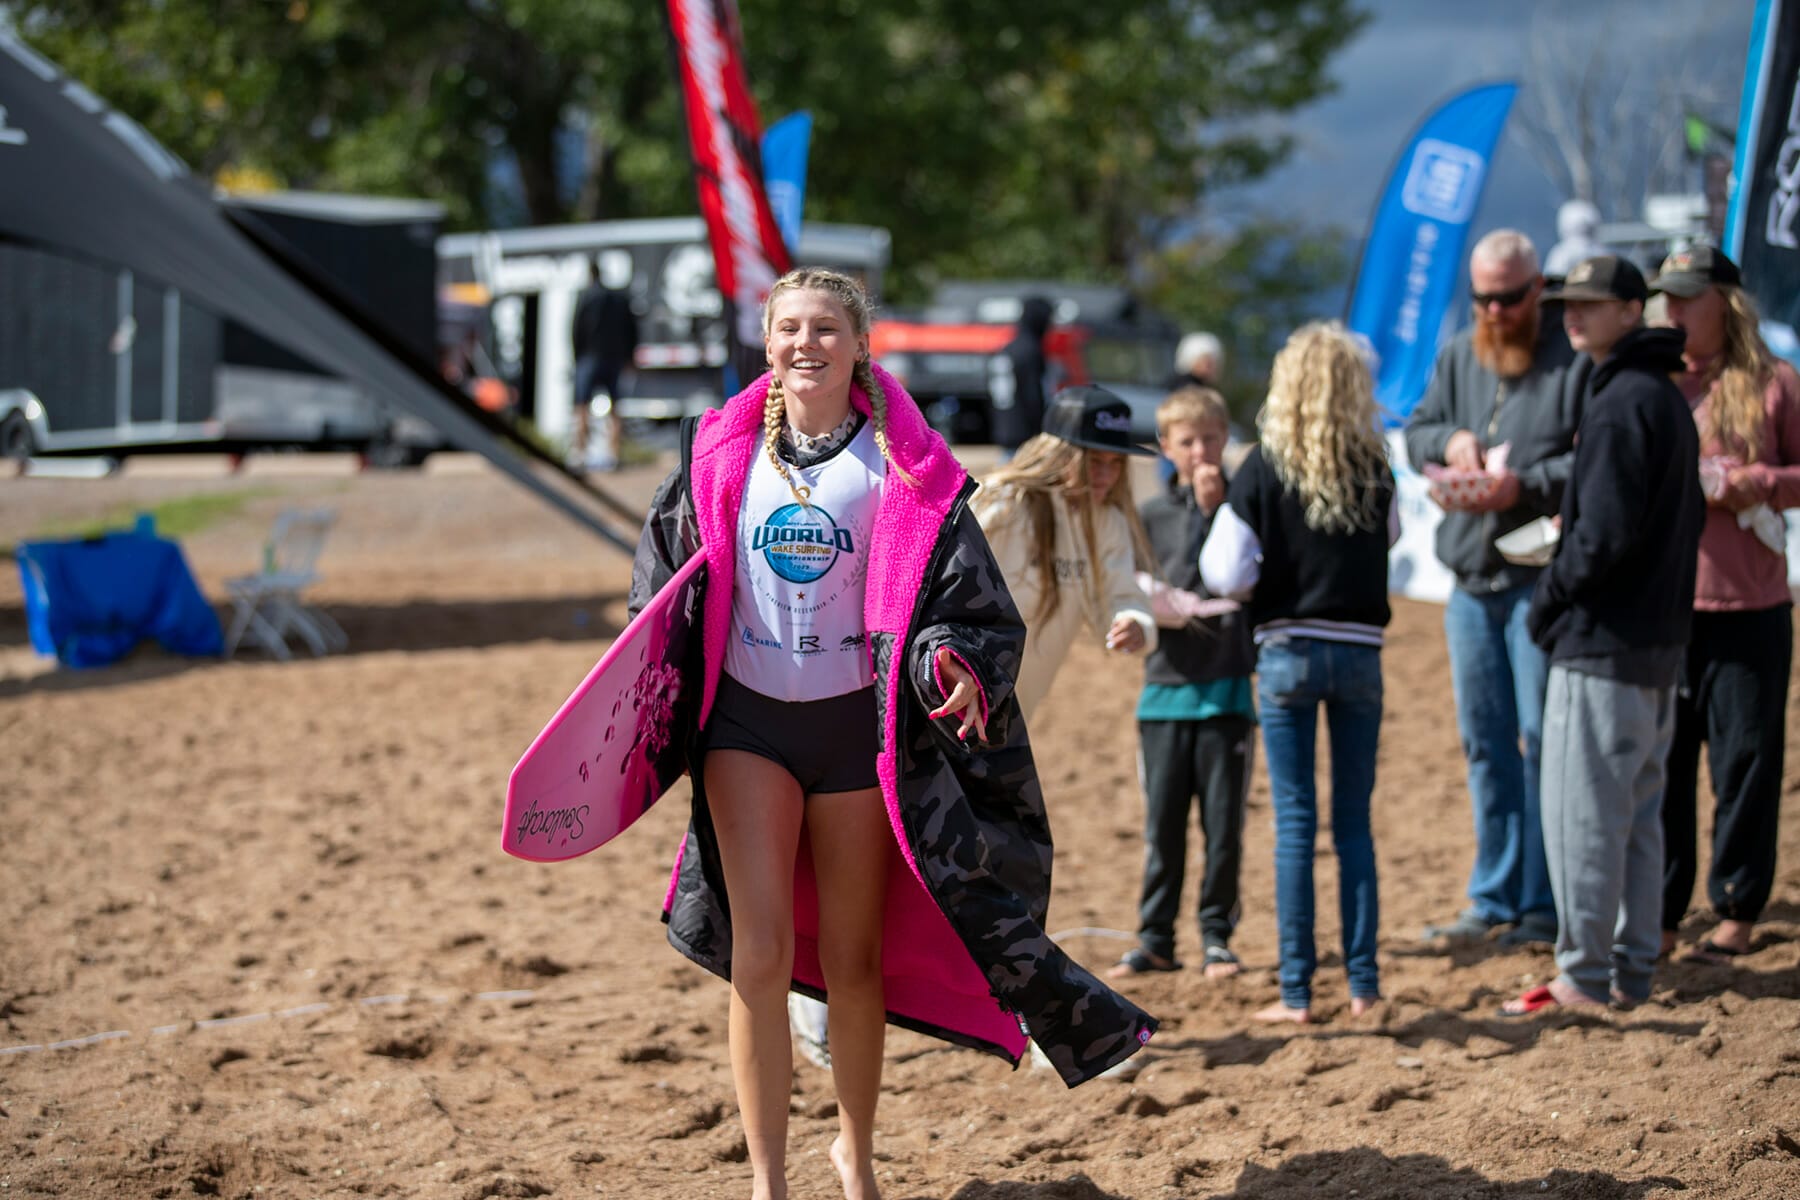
[627,661,684,766]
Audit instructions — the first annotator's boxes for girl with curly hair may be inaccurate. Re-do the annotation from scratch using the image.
[1201,321,1397,1023]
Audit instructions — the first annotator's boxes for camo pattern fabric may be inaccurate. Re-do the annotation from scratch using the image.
[632,452,1156,1088]
[627,466,700,623]
[894,503,1156,1085]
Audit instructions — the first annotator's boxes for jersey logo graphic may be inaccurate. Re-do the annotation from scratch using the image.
[753,502,855,584]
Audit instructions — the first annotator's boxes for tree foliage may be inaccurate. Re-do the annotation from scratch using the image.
[1139,219,1354,421]
[13,0,1365,318]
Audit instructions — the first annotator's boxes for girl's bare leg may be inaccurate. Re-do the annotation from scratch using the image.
[706,751,805,1200]
[807,787,891,1200]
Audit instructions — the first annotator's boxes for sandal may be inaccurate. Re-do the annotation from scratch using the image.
[1201,943,1242,978]
[1499,982,1606,1017]
[1107,947,1181,978]
[1499,984,1560,1017]
[1685,938,1748,965]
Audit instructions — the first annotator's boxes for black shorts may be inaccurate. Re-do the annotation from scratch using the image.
[703,673,880,794]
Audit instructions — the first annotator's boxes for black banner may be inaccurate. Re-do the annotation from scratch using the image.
[1731,0,1800,345]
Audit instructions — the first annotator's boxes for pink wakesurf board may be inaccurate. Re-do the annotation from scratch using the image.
[503,554,707,862]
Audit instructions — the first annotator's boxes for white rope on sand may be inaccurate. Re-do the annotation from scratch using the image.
[1047,926,1136,943]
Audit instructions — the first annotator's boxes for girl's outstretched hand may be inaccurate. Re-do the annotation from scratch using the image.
[1106,615,1147,653]
[928,646,989,744]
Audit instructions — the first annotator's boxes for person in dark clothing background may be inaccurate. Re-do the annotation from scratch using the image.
[571,259,640,471]
[1505,256,1704,1016]
[989,295,1055,457]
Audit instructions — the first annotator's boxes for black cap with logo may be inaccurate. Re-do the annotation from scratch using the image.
[1541,255,1649,304]
[1041,385,1157,456]
[1649,245,1741,297]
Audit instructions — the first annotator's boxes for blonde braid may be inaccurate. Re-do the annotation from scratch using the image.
[762,374,812,506]
[855,356,918,489]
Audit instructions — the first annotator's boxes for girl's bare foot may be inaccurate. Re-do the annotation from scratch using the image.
[1253,1001,1311,1024]
[830,1134,880,1200]
[1349,995,1381,1017]
[1659,929,1678,959]
[1711,918,1754,955]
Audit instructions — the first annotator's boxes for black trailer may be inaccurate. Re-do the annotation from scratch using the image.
[0,190,446,463]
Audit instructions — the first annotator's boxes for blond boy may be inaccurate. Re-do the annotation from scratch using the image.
[1109,389,1258,978]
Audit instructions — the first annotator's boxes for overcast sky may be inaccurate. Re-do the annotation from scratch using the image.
[1238,0,1757,261]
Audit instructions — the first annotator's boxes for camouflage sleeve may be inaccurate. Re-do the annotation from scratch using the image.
[628,465,698,621]
[907,506,1025,745]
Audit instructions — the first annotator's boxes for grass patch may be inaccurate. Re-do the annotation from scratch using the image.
[11,486,283,552]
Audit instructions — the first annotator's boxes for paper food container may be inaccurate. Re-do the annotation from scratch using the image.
[1423,465,1504,509]
[1495,517,1560,567]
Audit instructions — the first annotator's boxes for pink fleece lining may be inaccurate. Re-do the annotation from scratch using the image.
[681,365,1023,1057]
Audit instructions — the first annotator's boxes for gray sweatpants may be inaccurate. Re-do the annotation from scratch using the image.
[1540,664,1675,1004]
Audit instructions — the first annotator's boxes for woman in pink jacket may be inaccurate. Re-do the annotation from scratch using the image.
[1651,247,1800,964]
[630,269,1155,1200]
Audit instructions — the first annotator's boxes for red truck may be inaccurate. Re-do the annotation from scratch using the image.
[869,281,1180,444]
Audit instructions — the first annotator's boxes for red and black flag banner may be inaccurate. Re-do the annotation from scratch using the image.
[665,0,792,389]
[1726,0,1800,358]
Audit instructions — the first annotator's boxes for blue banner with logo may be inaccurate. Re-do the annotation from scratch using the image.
[1346,82,1517,424]
[1724,0,1800,363]
[761,111,812,256]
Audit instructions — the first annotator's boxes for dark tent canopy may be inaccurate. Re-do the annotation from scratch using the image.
[0,31,637,552]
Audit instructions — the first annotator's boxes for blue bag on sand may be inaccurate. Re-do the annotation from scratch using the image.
[16,518,223,668]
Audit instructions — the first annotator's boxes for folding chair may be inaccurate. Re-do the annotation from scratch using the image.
[223,508,348,659]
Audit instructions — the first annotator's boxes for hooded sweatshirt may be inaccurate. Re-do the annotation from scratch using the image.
[1526,327,1704,680]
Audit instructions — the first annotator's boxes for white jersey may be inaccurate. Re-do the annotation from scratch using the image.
[724,421,886,701]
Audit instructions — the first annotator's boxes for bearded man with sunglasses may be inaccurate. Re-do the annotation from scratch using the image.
[1406,229,1590,949]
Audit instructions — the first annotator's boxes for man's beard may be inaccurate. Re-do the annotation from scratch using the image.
[1473,306,1539,378]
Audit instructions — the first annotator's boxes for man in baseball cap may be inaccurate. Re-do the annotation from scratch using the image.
[1509,254,1703,1016]
[1540,254,1650,308]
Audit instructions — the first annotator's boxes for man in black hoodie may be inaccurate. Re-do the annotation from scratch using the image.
[1504,256,1703,1016]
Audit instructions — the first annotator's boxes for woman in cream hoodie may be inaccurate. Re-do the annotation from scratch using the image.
[973,386,1158,718]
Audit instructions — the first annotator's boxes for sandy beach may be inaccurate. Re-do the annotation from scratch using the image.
[3,452,1796,1199]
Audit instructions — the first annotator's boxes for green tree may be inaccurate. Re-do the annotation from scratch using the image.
[12,0,1365,313]
[1140,218,1355,422]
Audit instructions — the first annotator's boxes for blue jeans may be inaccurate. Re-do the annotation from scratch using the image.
[1256,636,1383,1008]
[1444,584,1553,925]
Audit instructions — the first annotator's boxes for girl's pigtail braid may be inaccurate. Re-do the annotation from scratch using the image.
[857,357,917,489]
[763,375,811,506]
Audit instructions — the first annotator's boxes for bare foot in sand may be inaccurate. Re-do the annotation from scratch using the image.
[1253,1001,1311,1024]
[1349,995,1381,1017]
[1106,949,1178,979]
[1659,930,1678,959]
[1708,918,1754,956]
[830,1134,880,1200]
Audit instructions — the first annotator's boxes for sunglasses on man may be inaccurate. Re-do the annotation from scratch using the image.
[1470,280,1536,309]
